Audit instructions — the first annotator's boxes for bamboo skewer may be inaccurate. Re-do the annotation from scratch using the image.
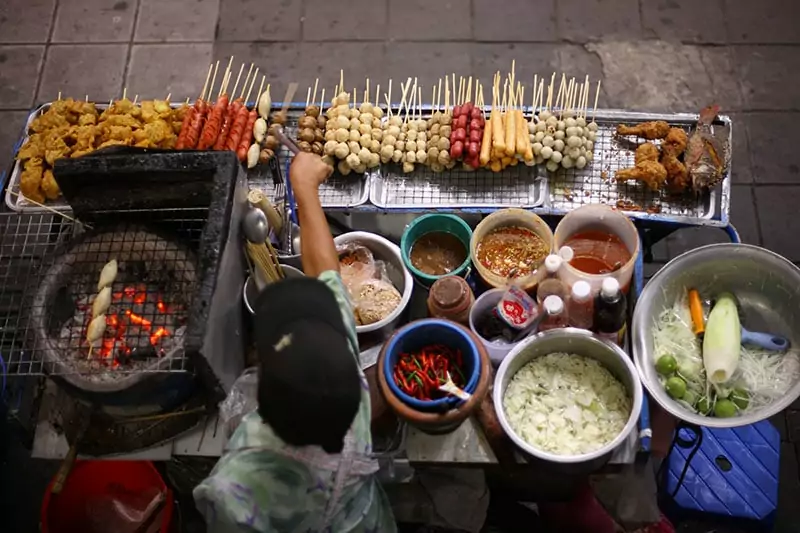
[592,80,601,121]
[7,191,91,228]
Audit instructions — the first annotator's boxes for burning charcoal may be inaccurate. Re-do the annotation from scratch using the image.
[129,345,157,361]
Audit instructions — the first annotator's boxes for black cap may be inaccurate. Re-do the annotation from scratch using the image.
[254,277,361,454]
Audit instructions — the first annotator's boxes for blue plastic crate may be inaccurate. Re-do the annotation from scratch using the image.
[665,420,779,522]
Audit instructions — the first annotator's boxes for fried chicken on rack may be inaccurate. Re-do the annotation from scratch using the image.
[617,120,670,140]
[635,142,660,164]
[615,160,668,190]
[41,169,60,200]
[661,153,689,193]
[662,127,688,157]
[19,158,45,203]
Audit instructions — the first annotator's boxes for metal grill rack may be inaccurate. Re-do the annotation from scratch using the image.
[0,208,207,377]
[545,111,729,225]
[246,107,369,209]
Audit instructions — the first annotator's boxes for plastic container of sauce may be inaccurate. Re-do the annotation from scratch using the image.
[553,205,639,295]
[427,276,474,325]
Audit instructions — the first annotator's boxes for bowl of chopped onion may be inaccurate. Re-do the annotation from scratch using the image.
[494,328,642,467]
[632,243,800,428]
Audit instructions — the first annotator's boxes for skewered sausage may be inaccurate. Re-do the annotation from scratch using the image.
[197,94,228,150]
[214,98,242,150]
[185,100,208,149]
[175,103,196,149]
[236,109,258,162]
[225,105,250,152]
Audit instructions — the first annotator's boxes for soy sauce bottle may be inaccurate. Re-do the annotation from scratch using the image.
[594,277,626,345]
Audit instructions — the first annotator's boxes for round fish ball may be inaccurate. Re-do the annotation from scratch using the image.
[556,120,565,131]
[407,121,418,132]
[349,129,360,142]
[337,92,350,104]
[553,139,565,152]
[407,129,418,142]
[403,161,415,173]
[381,154,391,164]
[528,122,537,134]
[554,130,565,140]
[575,155,587,169]
[535,154,545,165]
[354,163,367,174]
[536,121,547,133]
[579,146,586,156]
[546,124,556,135]
[566,126,578,137]
[541,145,553,159]
[335,104,350,117]
[406,151,417,163]
[323,140,337,155]
[539,111,552,121]
[360,134,372,148]
[417,140,427,152]
[416,150,427,164]
[371,118,381,129]
[350,108,360,120]
[369,152,380,167]
[335,115,350,129]
[334,142,349,159]
[370,139,380,152]
[567,135,582,148]
[441,112,452,125]
[532,142,543,155]
[406,140,417,153]
[389,116,402,127]
[534,131,545,143]
[545,116,558,127]
[380,144,394,159]
[358,147,371,164]
[359,112,373,125]
[392,149,403,162]
[373,107,384,119]
[588,131,597,142]
[561,155,574,169]
[418,131,427,143]
[348,141,360,154]
[585,140,594,152]
[431,123,441,136]
[337,160,351,176]
[345,153,360,168]
[371,128,383,142]
[585,151,594,162]
[395,140,405,152]
[428,146,439,159]
[325,130,336,142]
[575,126,585,138]
[357,123,371,135]
[565,117,577,128]
[576,117,587,127]
[550,150,563,163]
[563,110,575,119]
[388,125,401,137]
[587,121,599,132]
[417,119,428,131]
[546,159,560,173]
[438,150,450,165]
[349,118,360,130]
[568,146,581,159]
[383,134,397,146]
[326,107,336,119]
[437,137,450,151]
[542,135,555,148]
[440,125,452,138]
[359,103,373,114]
[399,131,407,141]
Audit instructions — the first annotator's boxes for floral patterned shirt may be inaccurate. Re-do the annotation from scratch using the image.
[193,271,396,533]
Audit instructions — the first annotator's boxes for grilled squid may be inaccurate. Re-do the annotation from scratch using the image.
[92,287,111,318]
[97,259,118,291]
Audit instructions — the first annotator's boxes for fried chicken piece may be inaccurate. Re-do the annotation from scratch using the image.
[16,134,44,160]
[662,127,688,157]
[102,125,134,143]
[635,142,660,164]
[615,160,668,190]
[30,111,69,133]
[78,113,97,126]
[617,121,670,140]
[143,119,175,146]
[19,158,45,203]
[662,153,689,193]
[101,114,141,129]
[41,169,60,200]
[97,139,128,149]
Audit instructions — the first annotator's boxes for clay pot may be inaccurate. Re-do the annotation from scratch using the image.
[377,321,492,434]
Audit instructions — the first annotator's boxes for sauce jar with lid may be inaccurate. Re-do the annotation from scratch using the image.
[427,276,475,325]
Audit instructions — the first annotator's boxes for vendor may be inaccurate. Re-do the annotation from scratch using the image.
[194,152,397,532]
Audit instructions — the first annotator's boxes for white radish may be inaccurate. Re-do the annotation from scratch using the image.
[92,287,111,318]
[703,293,741,384]
[97,259,117,291]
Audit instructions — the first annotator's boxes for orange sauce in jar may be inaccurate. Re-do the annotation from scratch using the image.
[564,231,632,275]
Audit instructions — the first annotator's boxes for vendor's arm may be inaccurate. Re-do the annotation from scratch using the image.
[289,152,335,277]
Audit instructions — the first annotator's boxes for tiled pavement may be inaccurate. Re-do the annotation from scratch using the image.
[1,0,800,529]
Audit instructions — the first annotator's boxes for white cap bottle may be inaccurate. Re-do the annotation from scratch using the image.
[543,295,564,316]
[568,281,593,329]
[601,277,621,301]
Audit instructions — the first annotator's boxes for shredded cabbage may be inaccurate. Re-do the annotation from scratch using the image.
[503,353,631,456]
[652,294,799,416]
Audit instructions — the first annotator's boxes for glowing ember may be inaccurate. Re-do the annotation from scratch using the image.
[156,301,167,313]
[149,327,169,345]
[133,292,147,305]
[123,286,136,298]
[125,310,152,329]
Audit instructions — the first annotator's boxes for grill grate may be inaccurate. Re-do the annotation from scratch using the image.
[0,208,207,377]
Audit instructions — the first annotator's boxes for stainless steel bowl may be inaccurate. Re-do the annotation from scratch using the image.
[632,243,800,428]
[494,328,643,467]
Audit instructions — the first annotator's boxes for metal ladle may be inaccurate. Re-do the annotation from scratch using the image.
[243,207,269,244]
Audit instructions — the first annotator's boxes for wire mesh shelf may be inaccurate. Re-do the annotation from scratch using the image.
[0,208,207,377]
[546,111,729,224]
[246,108,369,209]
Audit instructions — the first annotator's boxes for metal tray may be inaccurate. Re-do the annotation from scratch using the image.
[246,106,369,209]
[543,110,731,227]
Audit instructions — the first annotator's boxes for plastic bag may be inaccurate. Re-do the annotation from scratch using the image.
[337,243,402,326]
[86,486,165,533]
[219,367,258,437]
[338,242,377,289]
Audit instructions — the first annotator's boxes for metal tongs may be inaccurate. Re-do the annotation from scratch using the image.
[273,125,300,227]
[273,125,300,155]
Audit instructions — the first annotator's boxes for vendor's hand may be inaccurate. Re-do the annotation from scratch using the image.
[289,152,333,198]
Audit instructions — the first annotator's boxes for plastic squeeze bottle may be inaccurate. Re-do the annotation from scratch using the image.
[567,280,594,330]
[536,254,568,304]
[539,295,568,331]
[594,277,627,345]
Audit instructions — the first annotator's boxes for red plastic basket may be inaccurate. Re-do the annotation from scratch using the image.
[41,460,173,533]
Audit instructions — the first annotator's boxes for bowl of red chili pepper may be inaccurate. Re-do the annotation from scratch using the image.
[381,319,484,410]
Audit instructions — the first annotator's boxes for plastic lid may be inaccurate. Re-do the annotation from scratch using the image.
[543,295,564,315]
[571,280,591,301]
[544,254,563,274]
[558,246,575,262]
[601,277,620,299]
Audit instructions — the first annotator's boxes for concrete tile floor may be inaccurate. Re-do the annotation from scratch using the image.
[0,0,799,530]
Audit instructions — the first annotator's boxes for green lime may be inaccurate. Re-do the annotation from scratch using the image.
[714,399,737,418]
[731,389,750,410]
[656,355,677,375]
[696,396,712,415]
[666,376,686,399]
[683,390,698,407]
